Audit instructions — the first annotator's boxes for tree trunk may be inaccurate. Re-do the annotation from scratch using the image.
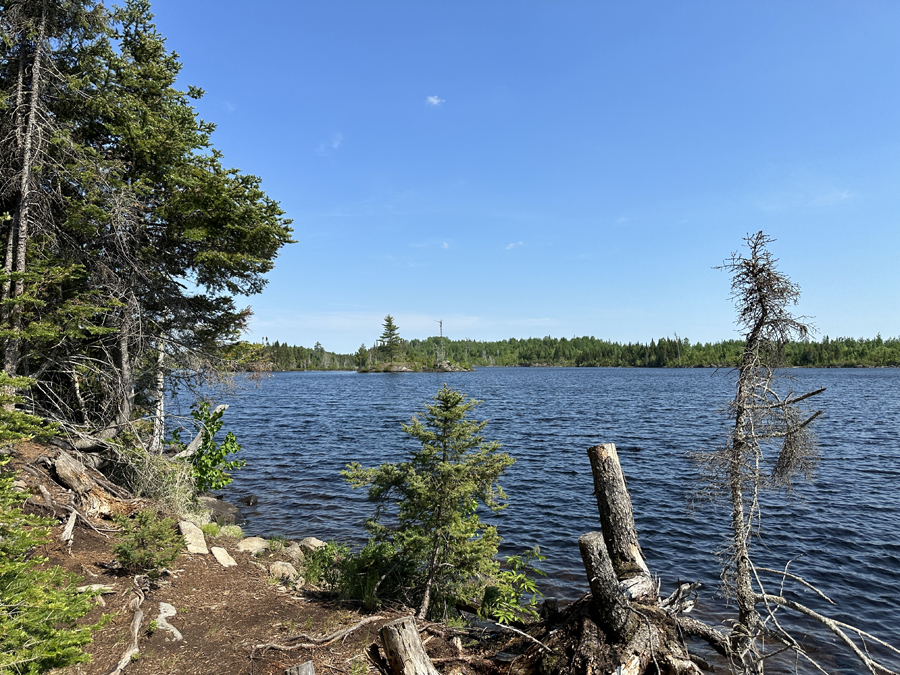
[5,0,48,378]
[586,443,656,600]
[379,617,439,675]
[578,531,639,642]
[150,339,166,452]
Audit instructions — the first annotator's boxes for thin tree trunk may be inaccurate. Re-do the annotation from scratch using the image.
[5,0,48,377]
[116,311,135,429]
[150,339,166,452]
[730,335,765,672]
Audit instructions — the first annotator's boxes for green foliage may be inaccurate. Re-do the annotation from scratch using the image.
[338,541,415,611]
[343,385,514,618]
[302,541,350,590]
[481,547,546,625]
[0,458,103,673]
[173,401,245,493]
[378,314,402,363]
[247,332,900,373]
[112,509,182,578]
[200,522,221,538]
[0,373,56,445]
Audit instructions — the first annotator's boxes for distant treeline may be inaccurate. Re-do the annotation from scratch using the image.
[258,334,900,371]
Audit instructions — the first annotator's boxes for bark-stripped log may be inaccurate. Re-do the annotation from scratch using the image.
[379,617,439,675]
[586,443,656,600]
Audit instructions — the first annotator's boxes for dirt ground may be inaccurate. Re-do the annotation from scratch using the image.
[8,442,524,675]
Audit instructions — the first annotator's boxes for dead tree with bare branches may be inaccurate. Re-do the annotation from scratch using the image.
[690,232,898,674]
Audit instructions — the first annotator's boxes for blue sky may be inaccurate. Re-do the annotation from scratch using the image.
[149,0,899,353]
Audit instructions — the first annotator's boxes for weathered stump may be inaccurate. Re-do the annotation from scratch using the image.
[578,531,638,642]
[587,443,656,600]
[379,617,439,675]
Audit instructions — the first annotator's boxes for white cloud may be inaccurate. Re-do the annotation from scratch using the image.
[506,241,524,250]
[426,95,445,106]
[441,242,449,249]
[316,132,344,156]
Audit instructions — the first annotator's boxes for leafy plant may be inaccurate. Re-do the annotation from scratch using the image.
[113,510,183,577]
[344,385,515,619]
[173,401,246,493]
[0,457,104,673]
[302,541,350,590]
[268,534,287,552]
[481,547,546,624]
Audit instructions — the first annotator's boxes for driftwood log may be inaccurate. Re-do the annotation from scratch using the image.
[379,617,439,675]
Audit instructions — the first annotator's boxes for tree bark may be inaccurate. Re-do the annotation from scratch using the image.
[586,443,656,600]
[578,531,639,643]
[379,617,439,675]
[150,339,166,452]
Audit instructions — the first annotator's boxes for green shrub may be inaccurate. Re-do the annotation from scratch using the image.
[481,547,546,624]
[0,457,103,673]
[338,541,415,610]
[220,524,243,539]
[302,541,350,590]
[268,534,287,552]
[113,510,182,577]
[0,373,56,445]
[173,401,245,492]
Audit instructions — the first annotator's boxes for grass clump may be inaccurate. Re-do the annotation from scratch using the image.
[220,524,243,539]
[201,522,221,538]
[113,510,183,577]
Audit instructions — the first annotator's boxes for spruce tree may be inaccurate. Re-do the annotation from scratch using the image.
[344,385,514,619]
[379,314,401,363]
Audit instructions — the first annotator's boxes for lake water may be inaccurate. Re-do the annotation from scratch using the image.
[210,367,899,671]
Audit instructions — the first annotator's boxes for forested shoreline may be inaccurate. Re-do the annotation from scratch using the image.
[260,333,900,371]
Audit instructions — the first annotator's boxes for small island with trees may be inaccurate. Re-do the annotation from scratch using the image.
[355,315,474,373]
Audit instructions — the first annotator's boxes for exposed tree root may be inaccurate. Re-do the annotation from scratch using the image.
[250,614,385,658]
[105,579,145,675]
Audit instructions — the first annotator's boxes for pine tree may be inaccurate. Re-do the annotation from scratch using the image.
[0,457,103,672]
[344,385,514,619]
[379,314,401,363]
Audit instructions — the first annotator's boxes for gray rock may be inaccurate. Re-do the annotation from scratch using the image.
[270,561,298,581]
[236,536,269,554]
[299,537,325,554]
[179,521,208,554]
[211,546,237,568]
[285,543,305,563]
[198,495,242,525]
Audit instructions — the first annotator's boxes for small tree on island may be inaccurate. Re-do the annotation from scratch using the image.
[379,314,402,363]
[343,384,514,619]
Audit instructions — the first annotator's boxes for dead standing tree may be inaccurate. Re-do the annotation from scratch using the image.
[691,232,899,674]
